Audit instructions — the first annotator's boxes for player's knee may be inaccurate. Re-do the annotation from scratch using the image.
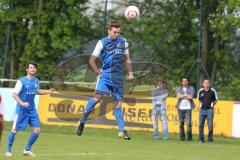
[93,94,102,102]
[114,101,122,107]
[93,97,100,102]
[11,129,17,134]
[33,128,41,134]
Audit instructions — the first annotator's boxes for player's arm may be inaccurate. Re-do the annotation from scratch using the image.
[124,40,134,80]
[89,56,102,75]
[12,80,29,107]
[90,40,103,75]
[125,54,134,80]
[37,89,55,95]
[13,93,29,107]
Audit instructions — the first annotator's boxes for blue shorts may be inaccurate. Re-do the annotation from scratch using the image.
[12,113,40,131]
[95,77,124,101]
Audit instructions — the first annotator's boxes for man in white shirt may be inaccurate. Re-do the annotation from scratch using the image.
[176,77,195,141]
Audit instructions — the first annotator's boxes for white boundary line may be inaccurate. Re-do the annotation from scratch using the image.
[0,152,129,157]
[0,78,96,85]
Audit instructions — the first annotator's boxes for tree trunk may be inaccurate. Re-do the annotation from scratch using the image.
[38,0,42,14]
[10,33,17,86]
[211,34,219,87]
[200,13,209,83]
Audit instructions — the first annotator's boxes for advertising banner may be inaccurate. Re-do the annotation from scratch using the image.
[38,93,234,137]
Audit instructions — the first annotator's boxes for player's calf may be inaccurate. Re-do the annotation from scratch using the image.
[6,130,17,155]
[24,128,40,152]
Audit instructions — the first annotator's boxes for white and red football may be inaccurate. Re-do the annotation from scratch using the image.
[125,6,140,20]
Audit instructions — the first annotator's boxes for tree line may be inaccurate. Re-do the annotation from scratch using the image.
[0,0,239,100]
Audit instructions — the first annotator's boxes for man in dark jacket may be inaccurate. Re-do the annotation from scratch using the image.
[197,79,218,144]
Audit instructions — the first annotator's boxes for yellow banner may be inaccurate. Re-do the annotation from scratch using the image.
[38,93,233,137]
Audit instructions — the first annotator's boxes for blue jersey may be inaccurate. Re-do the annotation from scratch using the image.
[92,37,129,85]
[14,76,39,115]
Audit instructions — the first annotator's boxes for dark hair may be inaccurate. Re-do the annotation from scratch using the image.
[157,79,164,83]
[108,20,120,30]
[181,76,190,82]
[26,60,37,69]
[202,78,210,83]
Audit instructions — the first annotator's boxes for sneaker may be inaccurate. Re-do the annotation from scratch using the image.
[209,141,213,144]
[154,136,160,140]
[5,152,12,157]
[118,131,124,138]
[118,130,131,140]
[198,141,203,144]
[23,150,36,157]
[76,122,85,136]
[123,131,131,140]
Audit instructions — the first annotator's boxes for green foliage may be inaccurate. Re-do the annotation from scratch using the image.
[0,0,93,80]
[0,0,239,100]
[118,0,240,100]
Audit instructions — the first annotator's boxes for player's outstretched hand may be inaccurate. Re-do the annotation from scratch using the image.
[49,88,55,94]
[49,88,59,94]
[127,74,135,81]
[21,102,29,108]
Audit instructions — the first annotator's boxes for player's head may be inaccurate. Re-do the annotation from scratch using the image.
[181,76,190,87]
[157,79,164,89]
[108,20,121,39]
[26,60,37,76]
[202,79,211,88]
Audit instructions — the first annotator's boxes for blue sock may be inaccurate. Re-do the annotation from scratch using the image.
[80,98,97,124]
[7,132,16,153]
[114,107,125,132]
[25,132,39,151]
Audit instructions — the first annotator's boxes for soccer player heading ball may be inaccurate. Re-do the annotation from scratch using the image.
[76,20,134,140]
[6,60,56,157]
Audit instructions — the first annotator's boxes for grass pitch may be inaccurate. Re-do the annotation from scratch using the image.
[0,123,239,160]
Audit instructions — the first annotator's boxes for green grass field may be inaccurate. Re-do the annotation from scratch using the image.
[0,123,239,160]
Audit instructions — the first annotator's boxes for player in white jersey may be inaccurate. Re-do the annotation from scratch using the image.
[6,60,56,157]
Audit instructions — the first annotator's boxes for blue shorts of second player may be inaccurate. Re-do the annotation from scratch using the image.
[12,113,40,131]
[95,77,124,101]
